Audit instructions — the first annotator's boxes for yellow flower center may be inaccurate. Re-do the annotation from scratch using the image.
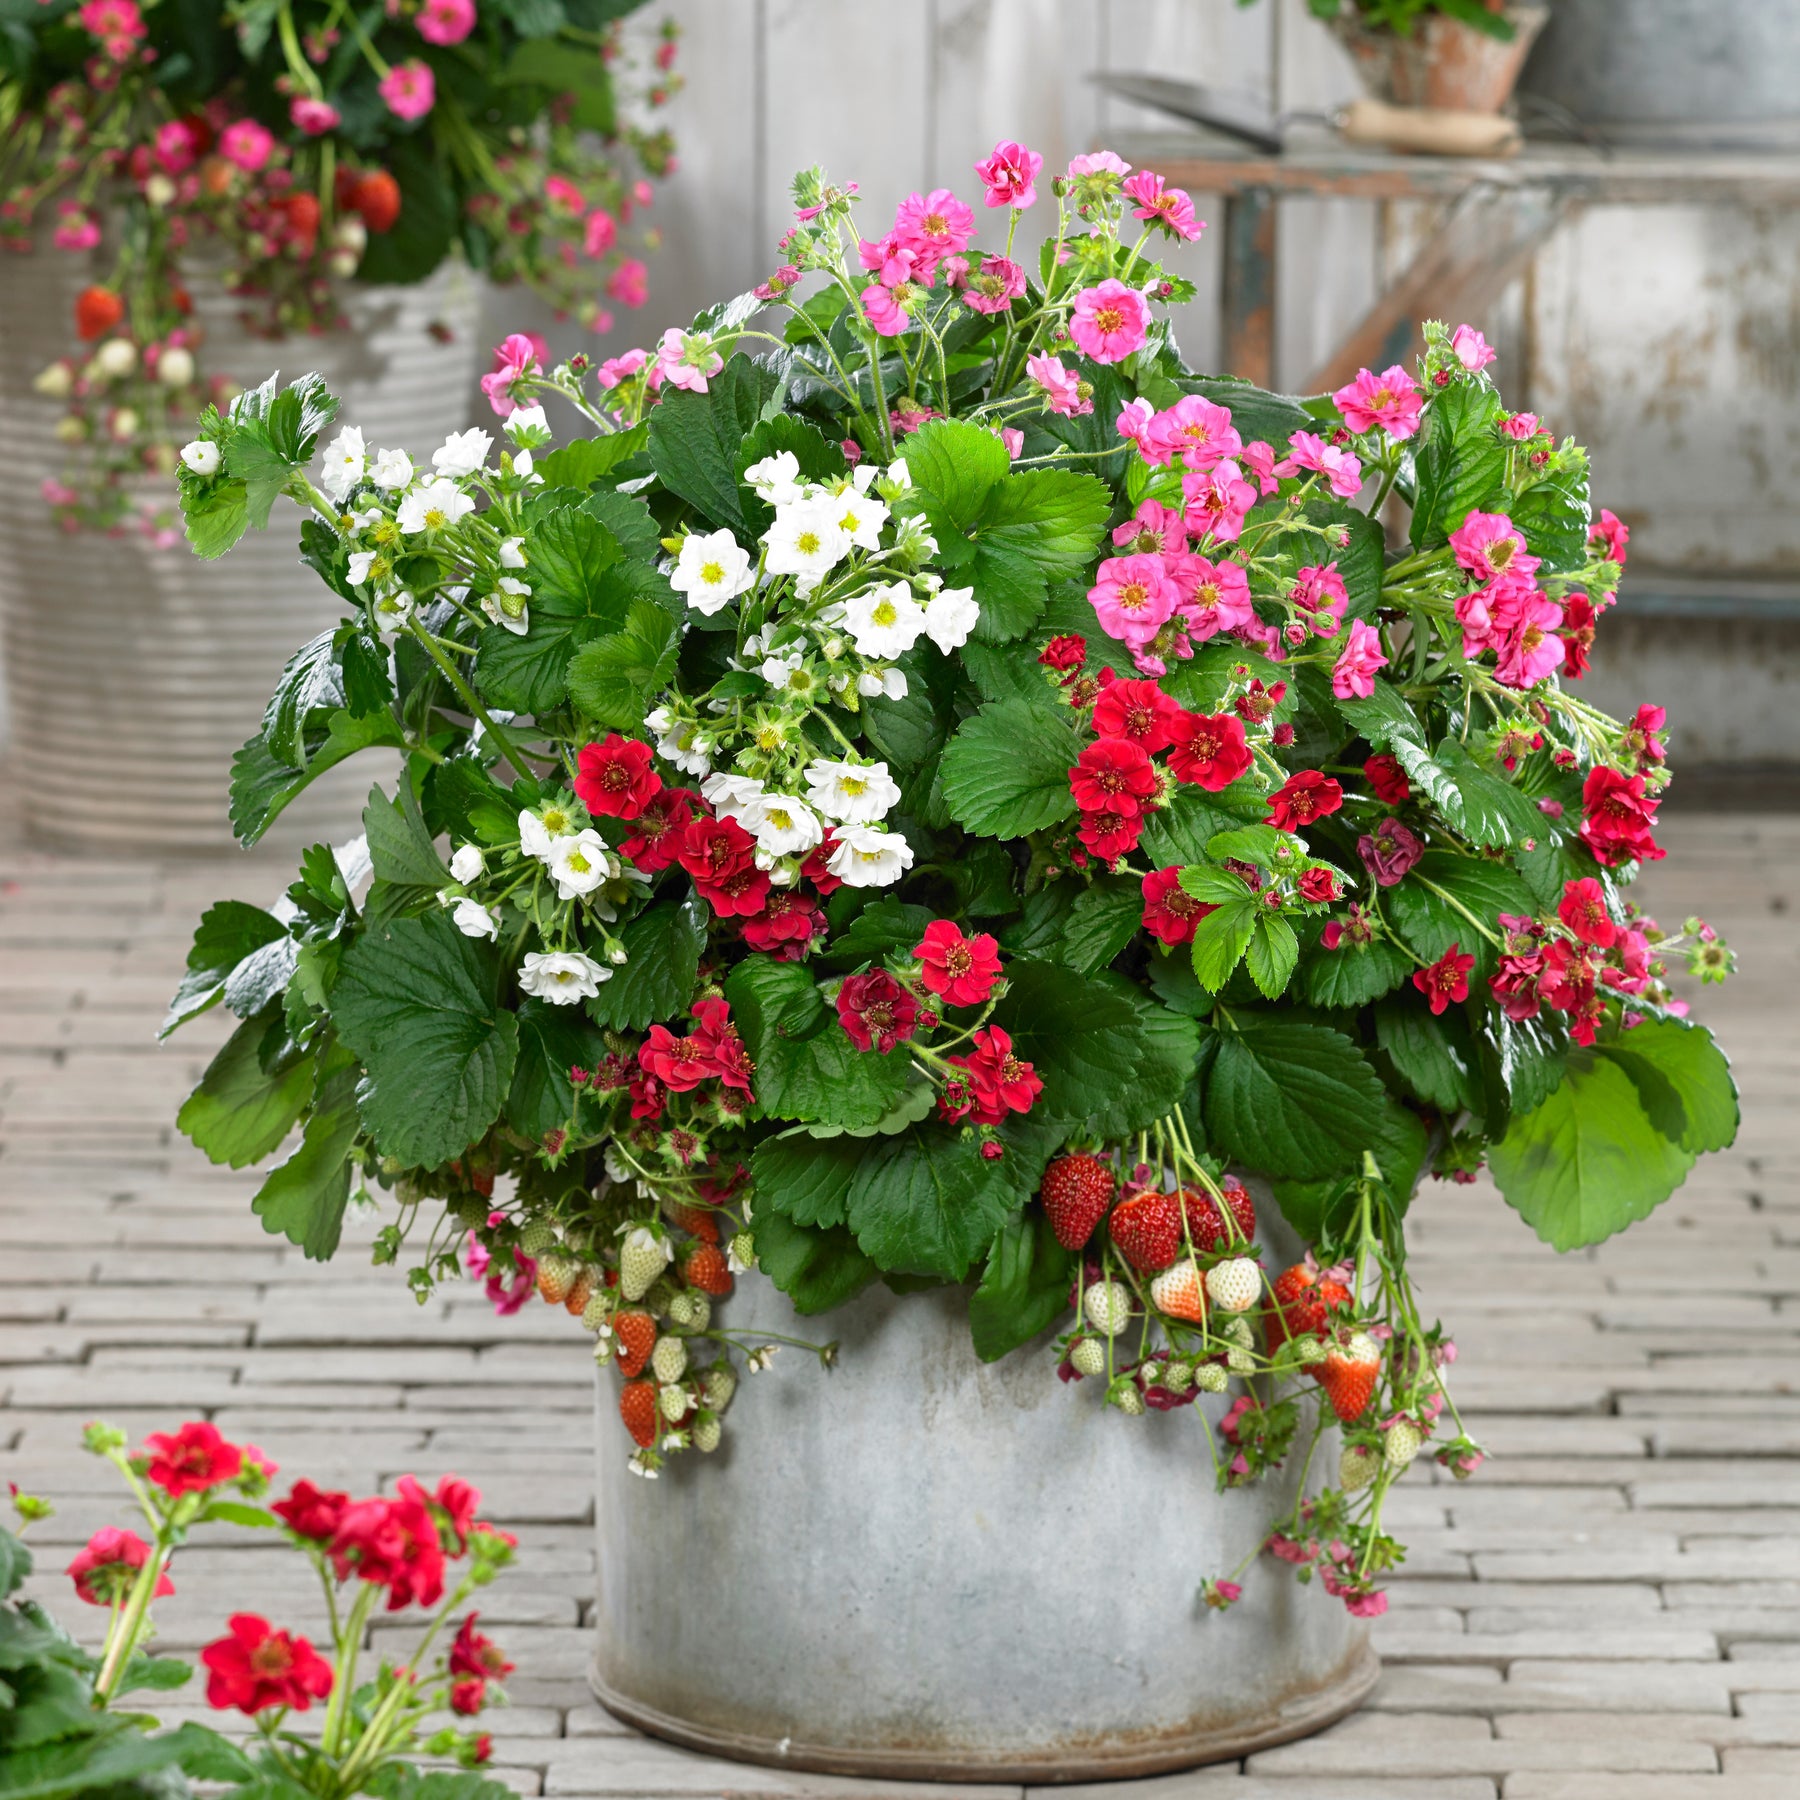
[796,530,821,555]
[872,599,897,626]
[701,559,725,584]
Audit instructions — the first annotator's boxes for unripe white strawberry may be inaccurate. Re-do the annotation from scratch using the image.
[1384,1419,1425,1469]
[658,1383,689,1423]
[1223,1315,1253,1348]
[1205,1257,1261,1314]
[669,1291,711,1330]
[693,1412,722,1453]
[521,1220,559,1255]
[702,1366,737,1411]
[1340,1443,1380,1491]
[580,1291,611,1333]
[1226,1345,1255,1375]
[1162,1360,1194,1393]
[1083,1280,1132,1336]
[1196,1362,1229,1393]
[1070,1337,1107,1377]
[1287,1333,1324,1365]
[651,1336,689,1383]
[1139,1359,1163,1386]
[619,1226,672,1301]
[729,1230,756,1271]
[1109,1381,1146,1416]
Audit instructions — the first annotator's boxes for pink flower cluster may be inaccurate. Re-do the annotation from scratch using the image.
[1448,510,1568,689]
[1489,877,1664,1046]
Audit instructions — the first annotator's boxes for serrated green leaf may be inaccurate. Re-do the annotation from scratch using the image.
[1190,895,1259,991]
[1376,998,1480,1112]
[1059,880,1144,975]
[1433,738,1544,849]
[646,356,782,531]
[940,697,1082,839]
[1336,684,1424,750]
[535,425,648,491]
[969,1212,1073,1362]
[1081,982,1201,1141]
[363,782,449,892]
[990,960,1144,1127]
[228,710,408,848]
[586,899,704,1031]
[817,897,935,972]
[261,629,344,769]
[1410,377,1507,551]
[565,599,679,730]
[177,1015,313,1170]
[250,1043,360,1260]
[1599,1019,1738,1157]
[1140,786,1261,864]
[1301,931,1413,1009]
[180,472,249,559]
[842,1122,1015,1280]
[333,912,519,1167]
[750,1210,878,1314]
[1385,850,1534,980]
[1511,456,1591,574]
[749,1132,865,1228]
[507,998,608,1145]
[162,900,290,1037]
[1245,913,1299,999]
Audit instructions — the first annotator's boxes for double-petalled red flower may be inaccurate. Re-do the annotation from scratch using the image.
[678,815,771,916]
[1298,867,1342,904]
[272,1479,349,1543]
[574,734,662,821]
[946,1025,1041,1125]
[327,1492,445,1611]
[1091,679,1183,753]
[1412,943,1476,1016]
[1039,633,1087,673]
[1166,711,1251,791]
[914,919,1003,1006]
[618,786,698,871]
[741,890,825,960]
[1140,867,1213,946]
[142,1422,243,1497]
[1578,765,1665,867]
[1539,937,1605,1044]
[1069,736,1159,817]
[1363,753,1410,805]
[638,1021,723,1091]
[201,1615,333,1715]
[1558,877,1617,949]
[447,1612,513,1714]
[836,971,918,1054]
[1266,771,1342,832]
[67,1529,173,1607]
[1076,806,1142,862]
[688,999,755,1095]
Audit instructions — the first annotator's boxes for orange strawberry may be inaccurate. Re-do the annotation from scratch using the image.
[535,1252,579,1304]
[612,1311,657,1379]
[620,1379,659,1448]
[1039,1153,1115,1251]
[683,1243,733,1297]
[1318,1331,1382,1423]
[1266,1262,1352,1353]
[1109,1191,1181,1273]
[564,1268,595,1316]
[1150,1261,1207,1324]
[669,1202,721,1244]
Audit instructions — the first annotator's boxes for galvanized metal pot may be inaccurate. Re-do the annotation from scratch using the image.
[0,252,483,855]
[590,1189,1374,1784]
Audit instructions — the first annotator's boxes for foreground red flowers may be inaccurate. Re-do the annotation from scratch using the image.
[202,1614,334,1715]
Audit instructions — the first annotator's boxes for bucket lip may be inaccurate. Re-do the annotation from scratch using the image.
[588,1642,1379,1785]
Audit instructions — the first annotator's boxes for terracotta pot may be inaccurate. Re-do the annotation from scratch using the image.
[589,1179,1375,1784]
[0,252,484,855]
[1330,5,1549,114]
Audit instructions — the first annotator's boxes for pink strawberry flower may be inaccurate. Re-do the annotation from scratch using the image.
[1026,353,1090,417]
[1590,506,1630,566]
[962,254,1025,315]
[656,327,723,394]
[1331,618,1388,700]
[479,332,544,418]
[1291,563,1348,637]
[1089,553,1180,649]
[608,259,649,307]
[1115,396,1156,455]
[379,60,436,123]
[416,0,477,46]
[596,347,656,391]
[1449,510,1537,583]
[289,97,341,136]
[1143,393,1242,471]
[1240,438,1279,496]
[1121,169,1204,241]
[153,119,199,173]
[1179,461,1256,544]
[861,282,918,337]
[891,188,975,278]
[1067,150,1130,181]
[583,207,617,258]
[1174,555,1253,641]
[219,119,275,173]
[1450,323,1496,371]
[974,139,1043,210]
[1069,279,1150,365]
[1333,364,1424,440]
[1499,410,1541,440]
[1489,582,1566,688]
[52,203,100,251]
[1275,430,1363,501]
[544,174,585,215]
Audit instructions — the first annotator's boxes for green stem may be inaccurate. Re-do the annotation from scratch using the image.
[402,617,536,781]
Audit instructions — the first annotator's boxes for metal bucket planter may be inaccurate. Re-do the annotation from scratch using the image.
[1330,5,1548,114]
[0,252,483,855]
[590,1190,1374,1784]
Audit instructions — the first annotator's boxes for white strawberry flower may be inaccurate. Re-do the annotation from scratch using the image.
[398,478,475,536]
[369,591,415,635]
[923,585,979,654]
[738,791,823,857]
[319,426,366,502]
[843,582,927,658]
[505,403,550,444]
[498,535,527,569]
[449,897,499,940]
[825,486,889,550]
[850,461,880,495]
[347,549,382,587]
[881,667,909,700]
[672,529,755,615]
[877,457,912,500]
[432,426,492,478]
[826,824,914,888]
[654,716,711,778]
[627,1452,660,1480]
[519,800,580,861]
[518,950,609,1003]
[759,650,803,691]
[763,497,849,581]
[700,771,765,823]
[370,448,413,491]
[743,449,803,505]
[744,1345,780,1373]
[481,577,530,636]
[449,844,485,882]
[803,757,901,824]
[511,448,544,486]
[180,439,220,476]
[548,829,615,899]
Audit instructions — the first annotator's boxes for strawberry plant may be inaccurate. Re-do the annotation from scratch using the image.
[166,143,1737,1615]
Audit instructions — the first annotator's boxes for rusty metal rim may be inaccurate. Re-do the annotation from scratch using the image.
[588,1641,1379,1785]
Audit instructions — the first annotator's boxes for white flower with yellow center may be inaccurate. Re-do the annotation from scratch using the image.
[319,426,366,502]
[432,427,492,478]
[828,488,889,550]
[843,582,927,658]
[739,791,823,857]
[826,824,914,888]
[924,585,980,654]
[549,828,616,899]
[397,478,475,536]
[519,801,579,862]
[803,758,902,825]
[700,772,765,823]
[672,529,755,616]
[518,950,609,1004]
[653,716,711,778]
[743,450,804,506]
[763,498,849,582]
[370,448,413,492]
[369,591,415,635]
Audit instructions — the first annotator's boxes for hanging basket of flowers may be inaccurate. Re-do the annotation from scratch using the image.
[164,139,1739,1779]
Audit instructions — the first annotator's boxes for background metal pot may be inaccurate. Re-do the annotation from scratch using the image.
[1518,0,1800,147]
[1331,5,1548,114]
[590,1186,1373,1784]
[0,253,484,856]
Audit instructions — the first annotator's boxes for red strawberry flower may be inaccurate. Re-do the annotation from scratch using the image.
[143,1422,243,1497]
[327,1492,445,1611]
[1578,765,1665,867]
[1077,806,1142,862]
[688,998,755,1095]
[946,1025,1042,1124]
[1412,943,1476,1016]
[618,786,698,871]
[678,815,771,917]
[1558,876,1617,948]
[914,919,1003,1006]
[1166,711,1251,791]
[272,1479,350,1543]
[1297,867,1341,903]
[574,734,662,821]
[1140,866,1214,946]
[201,1615,333,1715]
[741,890,825,959]
[67,1528,173,1607]
[1363,753,1410,805]
[1265,770,1342,832]
[836,971,919,1054]
[1091,678,1183,753]
[1069,736,1159,817]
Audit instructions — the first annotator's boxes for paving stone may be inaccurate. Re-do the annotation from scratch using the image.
[1501,1780,1792,1799]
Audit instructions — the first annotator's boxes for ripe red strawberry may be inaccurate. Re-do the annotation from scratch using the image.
[1109,1191,1181,1273]
[1177,1179,1257,1253]
[619,1379,659,1448]
[669,1201,720,1244]
[1040,1154,1116,1251]
[1150,1261,1207,1324]
[683,1243,733,1297]
[612,1311,657,1378]
[1266,1262,1352,1353]
[1318,1331,1382,1423]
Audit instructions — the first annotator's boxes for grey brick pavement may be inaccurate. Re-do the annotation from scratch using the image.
[2,805,1798,1799]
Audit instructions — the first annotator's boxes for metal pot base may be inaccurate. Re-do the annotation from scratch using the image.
[589,1643,1379,1785]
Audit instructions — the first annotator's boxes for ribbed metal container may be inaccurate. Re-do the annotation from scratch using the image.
[0,251,484,855]
[590,1187,1374,1784]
